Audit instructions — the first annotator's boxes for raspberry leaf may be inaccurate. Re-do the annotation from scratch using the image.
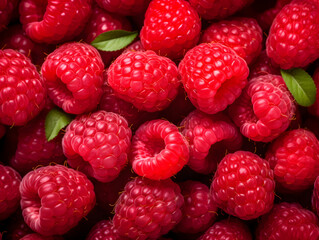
[91,30,138,52]
[281,68,317,107]
[45,108,73,141]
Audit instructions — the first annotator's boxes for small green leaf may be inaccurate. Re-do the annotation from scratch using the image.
[91,30,138,52]
[45,108,73,141]
[280,68,317,107]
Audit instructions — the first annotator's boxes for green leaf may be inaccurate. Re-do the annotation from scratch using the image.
[91,30,138,52]
[280,68,317,107]
[45,108,73,141]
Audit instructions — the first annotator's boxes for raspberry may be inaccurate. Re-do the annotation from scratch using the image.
[198,217,252,240]
[266,128,319,192]
[20,165,96,236]
[95,0,151,16]
[0,164,21,221]
[180,110,242,174]
[123,40,145,54]
[228,74,296,142]
[211,151,275,220]
[312,176,319,217]
[309,66,319,117]
[19,0,92,44]
[201,17,263,65]
[188,0,253,20]
[266,0,319,69]
[113,177,184,240]
[179,43,249,114]
[0,0,18,32]
[108,50,180,112]
[20,234,62,240]
[249,50,280,79]
[6,211,33,240]
[0,49,46,126]
[256,202,319,240]
[63,110,132,183]
[86,220,123,240]
[41,42,104,115]
[9,112,64,175]
[130,119,189,180]
[174,180,218,234]
[140,0,201,60]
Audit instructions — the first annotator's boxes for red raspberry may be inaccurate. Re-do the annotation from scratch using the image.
[41,42,104,115]
[20,165,96,236]
[211,151,275,220]
[63,110,132,183]
[130,119,189,180]
[108,50,180,112]
[256,202,319,240]
[228,74,296,142]
[95,0,151,16]
[198,217,252,240]
[113,177,184,240]
[201,17,263,65]
[9,112,64,176]
[123,40,145,54]
[140,0,201,60]
[174,180,218,234]
[0,164,21,221]
[266,0,319,69]
[86,220,123,240]
[309,66,319,117]
[0,49,46,126]
[20,234,62,240]
[19,0,92,44]
[0,0,18,32]
[179,43,249,114]
[180,110,242,174]
[188,0,253,20]
[249,51,280,79]
[266,128,319,192]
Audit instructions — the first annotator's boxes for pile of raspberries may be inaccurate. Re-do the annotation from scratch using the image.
[1,0,319,239]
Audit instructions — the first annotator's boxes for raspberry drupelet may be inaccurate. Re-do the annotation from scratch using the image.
[86,220,123,240]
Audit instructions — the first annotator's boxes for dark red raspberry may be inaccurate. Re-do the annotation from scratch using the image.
[9,112,64,176]
[312,176,319,217]
[123,40,145,54]
[188,0,253,20]
[20,234,62,240]
[228,74,296,142]
[0,164,21,221]
[174,180,218,234]
[113,177,184,240]
[211,151,275,220]
[20,165,96,236]
[41,42,104,115]
[6,211,33,240]
[249,50,280,79]
[199,217,252,240]
[180,110,242,174]
[201,17,263,65]
[19,0,92,44]
[0,49,46,126]
[266,128,319,192]
[96,0,151,16]
[0,0,18,32]
[130,119,189,180]
[86,220,123,240]
[309,66,319,117]
[81,4,132,67]
[266,0,319,69]
[179,43,249,114]
[140,0,201,60]
[63,110,132,183]
[257,202,319,240]
[108,50,180,112]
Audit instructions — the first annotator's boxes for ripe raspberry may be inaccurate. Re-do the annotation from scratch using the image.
[309,66,319,117]
[211,151,275,220]
[249,51,280,79]
[0,49,46,126]
[140,0,201,60]
[19,0,92,44]
[95,0,151,16]
[130,119,189,180]
[266,0,319,69]
[0,164,21,221]
[63,110,132,183]
[174,181,218,234]
[0,0,18,32]
[198,217,252,240]
[41,42,104,115]
[81,5,132,67]
[9,112,64,175]
[180,110,242,174]
[201,17,263,65]
[256,202,319,240]
[20,234,62,240]
[113,177,184,240]
[228,74,296,142]
[312,176,319,217]
[266,129,319,192]
[123,40,145,54]
[86,220,122,240]
[188,0,253,20]
[179,43,249,114]
[108,50,180,112]
[20,165,96,236]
